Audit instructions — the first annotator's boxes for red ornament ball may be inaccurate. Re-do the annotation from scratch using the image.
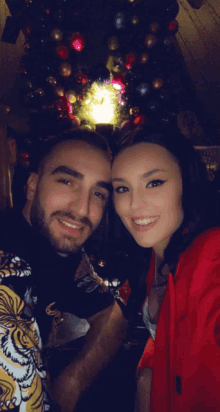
[74,71,88,85]
[23,25,31,37]
[168,19,179,33]
[150,22,160,34]
[118,91,128,106]
[71,32,85,52]
[125,52,136,70]
[56,45,69,59]
[112,73,126,91]
[134,115,148,125]
[55,97,68,112]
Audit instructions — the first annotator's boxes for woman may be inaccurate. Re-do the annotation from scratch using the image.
[111,126,220,412]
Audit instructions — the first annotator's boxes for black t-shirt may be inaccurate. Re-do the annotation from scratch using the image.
[0,209,114,339]
[0,209,114,411]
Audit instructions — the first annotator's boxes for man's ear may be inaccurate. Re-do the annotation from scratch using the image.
[26,173,38,201]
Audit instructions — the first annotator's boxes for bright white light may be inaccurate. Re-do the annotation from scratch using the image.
[90,85,115,124]
[78,81,121,125]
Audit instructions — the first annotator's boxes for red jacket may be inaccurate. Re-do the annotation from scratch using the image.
[138,228,220,412]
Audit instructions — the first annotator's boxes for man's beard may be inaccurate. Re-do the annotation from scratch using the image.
[30,193,93,255]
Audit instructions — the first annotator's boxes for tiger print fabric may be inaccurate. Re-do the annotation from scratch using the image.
[0,251,52,411]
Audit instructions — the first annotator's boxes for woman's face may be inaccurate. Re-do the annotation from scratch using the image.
[112,142,184,257]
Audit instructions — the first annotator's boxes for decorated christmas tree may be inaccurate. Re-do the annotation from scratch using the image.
[1,0,193,143]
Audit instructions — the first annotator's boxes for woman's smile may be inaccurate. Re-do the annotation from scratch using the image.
[112,142,184,257]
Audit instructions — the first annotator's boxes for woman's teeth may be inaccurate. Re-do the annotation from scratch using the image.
[133,217,158,226]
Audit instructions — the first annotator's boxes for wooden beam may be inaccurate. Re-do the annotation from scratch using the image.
[0,106,13,210]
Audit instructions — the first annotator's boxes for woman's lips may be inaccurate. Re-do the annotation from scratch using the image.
[132,216,159,232]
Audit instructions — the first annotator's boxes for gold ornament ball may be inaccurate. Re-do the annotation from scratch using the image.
[34,88,45,96]
[144,34,158,49]
[20,67,28,76]
[150,22,160,34]
[132,16,139,25]
[59,62,72,77]
[152,78,164,89]
[46,76,57,86]
[4,106,11,114]
[72,116,81,126]
[140,53,149,64]
[130,106,139,116]
[98,260,106,267]
[24,42,31,53]
[54,86,65,97]
[65,90,77,104]
[164,37,172,48]
[84,93,92,105]
[108,36,119,50]
[50,28,63,42]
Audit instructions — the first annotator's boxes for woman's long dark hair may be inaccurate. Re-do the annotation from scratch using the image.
[111,125,215,316]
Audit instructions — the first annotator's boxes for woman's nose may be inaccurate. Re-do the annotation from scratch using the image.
[130,187,147,210]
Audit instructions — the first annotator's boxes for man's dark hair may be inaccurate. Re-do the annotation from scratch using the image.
[30,128,111,173]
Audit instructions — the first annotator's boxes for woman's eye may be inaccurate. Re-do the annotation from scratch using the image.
[114,186,129,194]
[147,179,165,188]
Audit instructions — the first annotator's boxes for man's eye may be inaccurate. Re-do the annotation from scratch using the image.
[94,192,107,201]
[114,186,129,194]
[147,179,165,188]
[57,179,71,185]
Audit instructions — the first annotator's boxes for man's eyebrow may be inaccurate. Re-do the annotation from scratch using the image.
[51,165,111,192]
[51,165,84,180]
[96,181,112,193]
[112,169,167,183]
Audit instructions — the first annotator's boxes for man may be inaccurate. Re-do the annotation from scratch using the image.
[0,129,127,412]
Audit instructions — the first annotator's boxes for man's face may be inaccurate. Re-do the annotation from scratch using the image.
[25,140,111,256]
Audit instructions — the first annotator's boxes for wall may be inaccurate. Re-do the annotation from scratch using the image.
[0,0,28,132]
[177,0,220,143]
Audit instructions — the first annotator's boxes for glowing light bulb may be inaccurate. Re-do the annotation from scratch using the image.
[91,86,115,123]
[77,81,120,125]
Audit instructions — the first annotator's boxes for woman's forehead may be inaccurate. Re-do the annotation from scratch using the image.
[112,143,179,174]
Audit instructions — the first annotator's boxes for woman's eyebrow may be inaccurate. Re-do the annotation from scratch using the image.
[112,177,125,183]
[112,169,168,182]
[142,169,168,178]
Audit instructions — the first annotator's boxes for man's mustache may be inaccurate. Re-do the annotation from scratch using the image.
[51,211,93,231]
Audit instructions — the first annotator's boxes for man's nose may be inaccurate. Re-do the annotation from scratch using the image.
[69,188,90,217]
